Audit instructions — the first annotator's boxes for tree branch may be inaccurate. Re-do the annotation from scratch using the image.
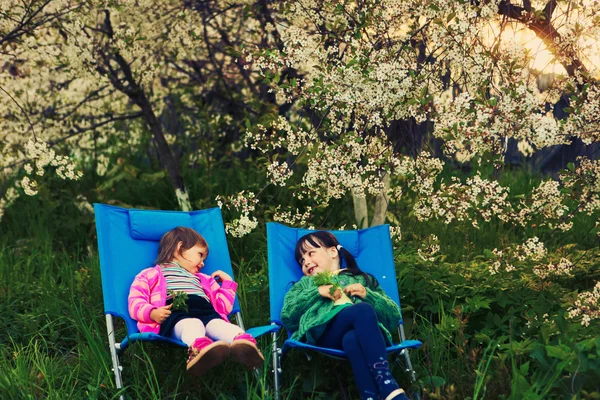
[49,112,144,146]
[497,0,588,78]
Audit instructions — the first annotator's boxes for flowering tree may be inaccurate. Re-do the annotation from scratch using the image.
[1,0,278,214]
[242,0,598,222]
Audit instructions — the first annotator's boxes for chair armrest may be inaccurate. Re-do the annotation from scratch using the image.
[246,324,281,338]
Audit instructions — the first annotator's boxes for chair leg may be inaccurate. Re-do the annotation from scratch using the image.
[106,315,125,400]
[398,324,417,383]
[271,331,281,400]
[397,324,420,400]
[234,312,246,331]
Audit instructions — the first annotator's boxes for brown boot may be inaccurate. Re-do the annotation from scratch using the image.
[229,337,264,369]
[186,338,230,376]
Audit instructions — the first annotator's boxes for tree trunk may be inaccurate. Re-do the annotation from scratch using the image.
[371,173,390,226]
[103,44,193,212]
[351,188,368,228]
[135,97,191,211]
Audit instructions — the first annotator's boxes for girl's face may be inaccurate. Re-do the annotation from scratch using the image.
[173,243,208,274]
[299,243,340,276]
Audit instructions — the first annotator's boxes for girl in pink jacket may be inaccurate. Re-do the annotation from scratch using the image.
[128,227,263,376]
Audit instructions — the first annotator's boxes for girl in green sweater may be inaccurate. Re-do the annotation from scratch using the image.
[281,231,409,400]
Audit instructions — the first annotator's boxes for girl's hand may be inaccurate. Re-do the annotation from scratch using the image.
[318,285,342,301]
[211,270,232,282]
[150,304,172,324]
[344,283,367,299]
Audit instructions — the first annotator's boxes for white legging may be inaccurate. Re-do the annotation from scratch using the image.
[171,318,245,346]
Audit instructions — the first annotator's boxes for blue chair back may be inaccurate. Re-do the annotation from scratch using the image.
[94,204,240,335]
[266,222,401,325]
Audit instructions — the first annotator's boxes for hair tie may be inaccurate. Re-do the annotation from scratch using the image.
[336,245,343,251]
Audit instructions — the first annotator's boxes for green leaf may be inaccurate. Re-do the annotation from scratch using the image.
[420,375,446,389]
[347,58,358,68]
[465,295,492,312]
[511,370,530,395]
[138,171,166,182]
[519,361,530,375]
[545,345,569,360]
[312,271,334,286]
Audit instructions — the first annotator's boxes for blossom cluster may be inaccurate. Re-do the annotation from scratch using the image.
[273,206,312,227]
[515,180,572,231]
[560,157,600,216]
[1,0,244,208]
[567,282,600,327]
[532,258,574,280]
[514,237,547,262]
[266,161,293,187]
[411,171,512,227]
[417,234,440,262]
[488,248,515,275]
[391,152,445,197]
[246,118,398,205]
[244,118,318,155]
[18,139,83,196]
[564,78,600,144]
[389,226,402,247]
[215,191,259,238]
[394,154,598,235]
[485,236,578,280]
[246,5,426,129]
[0,187,19,222]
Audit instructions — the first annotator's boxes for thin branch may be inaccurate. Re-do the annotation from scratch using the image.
[497,0,588,78]
[1,112,143,171]
[49,112,144,146]
[0,85,37,140]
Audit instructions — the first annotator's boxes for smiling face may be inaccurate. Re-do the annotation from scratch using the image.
[298,241,340,276]
[173,243,208,274]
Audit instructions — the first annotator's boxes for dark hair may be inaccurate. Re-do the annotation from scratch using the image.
[156,227,208,265]
[295,231,375,288]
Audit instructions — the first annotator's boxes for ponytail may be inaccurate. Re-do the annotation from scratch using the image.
[337,246,375,289]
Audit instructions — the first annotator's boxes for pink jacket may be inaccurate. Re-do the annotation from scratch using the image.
[128,265,238,334]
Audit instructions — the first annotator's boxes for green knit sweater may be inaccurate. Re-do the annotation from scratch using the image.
[280,273,401,345]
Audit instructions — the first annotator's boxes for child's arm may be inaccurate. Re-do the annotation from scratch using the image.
[128,270,157,324]
[362,281,402,333]
[206,273,238,315]
[280,277,321,332]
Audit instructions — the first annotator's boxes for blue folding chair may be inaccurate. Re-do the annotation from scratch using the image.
[258,222,422,398]
[94,204,277,397]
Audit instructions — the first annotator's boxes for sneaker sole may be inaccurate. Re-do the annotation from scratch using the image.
[230,340,264,369]
[186,341,230,376]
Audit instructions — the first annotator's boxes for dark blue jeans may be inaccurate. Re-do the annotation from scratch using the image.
[317,302,399,400]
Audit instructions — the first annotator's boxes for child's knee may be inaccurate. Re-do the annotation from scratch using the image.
[341,330,359,348]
